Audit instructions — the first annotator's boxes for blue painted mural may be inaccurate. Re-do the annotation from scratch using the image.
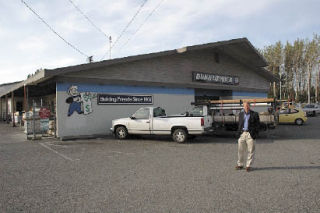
[66,85,97,116]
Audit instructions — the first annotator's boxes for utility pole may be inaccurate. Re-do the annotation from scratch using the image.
[109,36,112,59]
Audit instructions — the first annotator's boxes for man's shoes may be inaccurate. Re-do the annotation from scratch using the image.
[235,166,243,170]
[246,167,252,172]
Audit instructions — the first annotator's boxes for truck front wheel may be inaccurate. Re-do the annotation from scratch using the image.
[172,129,188,143]
[115,126,128,139]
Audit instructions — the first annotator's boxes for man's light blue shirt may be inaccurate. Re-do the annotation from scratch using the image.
[243,111,250,131]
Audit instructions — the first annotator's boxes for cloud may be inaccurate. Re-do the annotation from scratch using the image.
[0,62,39,84]
[109,0,279,57]
[0,56,78,84]
[55,13,92,35]
[0,0,319,84]
[17,35,49,52]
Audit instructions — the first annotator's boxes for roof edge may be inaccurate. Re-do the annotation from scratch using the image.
[45,37,265,76]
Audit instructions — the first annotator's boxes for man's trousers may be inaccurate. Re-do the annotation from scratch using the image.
[237,132,255,167]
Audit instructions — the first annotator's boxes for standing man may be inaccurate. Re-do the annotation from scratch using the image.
[235,101,260,172]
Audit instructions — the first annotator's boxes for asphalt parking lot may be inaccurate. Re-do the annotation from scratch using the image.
[0,117,320,212]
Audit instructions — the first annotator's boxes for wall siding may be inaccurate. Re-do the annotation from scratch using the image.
[232,91,268,99]
[62,50,270,92]
[56,83,194,139]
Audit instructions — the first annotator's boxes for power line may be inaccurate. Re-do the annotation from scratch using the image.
[118,0,165,52]
[112,0,148,49]
[67,0,109,39]
[100,0,148,60]
[21,0,88,58]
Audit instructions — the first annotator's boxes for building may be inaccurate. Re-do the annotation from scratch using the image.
[0,38,276,139]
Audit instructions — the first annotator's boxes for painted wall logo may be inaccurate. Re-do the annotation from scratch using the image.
[66,85,97,116]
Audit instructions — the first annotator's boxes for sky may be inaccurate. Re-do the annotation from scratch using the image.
[0,0,319,84]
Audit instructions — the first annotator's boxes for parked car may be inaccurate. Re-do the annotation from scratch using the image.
[279,108,307,125]
[302,104,320,117]
[110,106,212,143]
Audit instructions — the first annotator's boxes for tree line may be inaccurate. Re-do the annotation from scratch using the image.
[260,34,320,103]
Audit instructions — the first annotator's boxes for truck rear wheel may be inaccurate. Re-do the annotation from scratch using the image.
[172,129,187,143]
[115,126,128,139]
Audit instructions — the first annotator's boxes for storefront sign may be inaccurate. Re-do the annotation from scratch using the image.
[192,72,239,85]
[40,118,49,132]
[39,107,51,119]
[98,94,153,105]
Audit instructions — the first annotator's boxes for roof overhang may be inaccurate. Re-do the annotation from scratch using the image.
[0,81,23,97]
[0,70,48,97]
[44,37,269,77]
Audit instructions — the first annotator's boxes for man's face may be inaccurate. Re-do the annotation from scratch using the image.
[69,86,79,96]
[243,102,250,113]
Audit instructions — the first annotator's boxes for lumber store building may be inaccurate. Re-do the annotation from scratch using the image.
[0,38,277,139]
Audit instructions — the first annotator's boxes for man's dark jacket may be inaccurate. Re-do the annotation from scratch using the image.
[238,110,260,139]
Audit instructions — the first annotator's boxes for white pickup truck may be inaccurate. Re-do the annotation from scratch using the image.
[110,106,212,143]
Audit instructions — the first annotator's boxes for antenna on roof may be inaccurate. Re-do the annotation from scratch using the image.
[87,56,93,63]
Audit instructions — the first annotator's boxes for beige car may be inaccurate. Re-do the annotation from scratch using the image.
[279,108,307,125]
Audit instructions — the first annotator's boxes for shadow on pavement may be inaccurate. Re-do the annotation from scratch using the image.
[34,117,320,144]
[270,117,320,140]
[255,165,320,171]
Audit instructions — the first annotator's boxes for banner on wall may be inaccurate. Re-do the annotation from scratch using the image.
[81,93,93,115]
[97,94,153,105]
